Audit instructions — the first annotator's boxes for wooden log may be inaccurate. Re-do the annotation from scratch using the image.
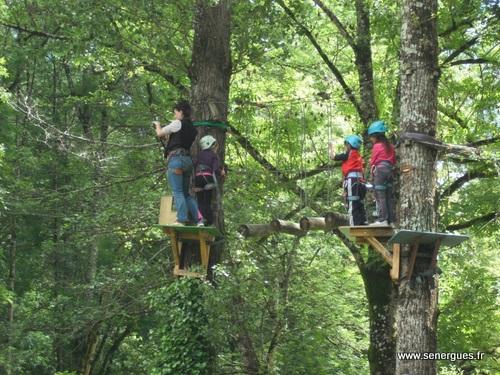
[270,219,306,237]
[238,224,276,238]
[324,212,349,228]
[299,217,327,231]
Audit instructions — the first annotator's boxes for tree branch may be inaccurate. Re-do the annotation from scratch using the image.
[141,62,189,96]
[446,212,497,231]
[275,0,364,122]
[467,137,500,147]
[438,104,467,128]
[440,170,495,200]
[333,228,365,268]
[441,36,479,66]
[289,162,334,181]
[439,18,475,37]
[450,58,496,66]
[400,132,481,159]
[0,21,67,40]
[312,0,357,49]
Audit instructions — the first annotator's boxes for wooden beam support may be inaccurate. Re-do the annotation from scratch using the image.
[163,227,215,278]
[365,236,393,266]
[164,228,181,269]
[390,243,401,282]
[199,238,210,273]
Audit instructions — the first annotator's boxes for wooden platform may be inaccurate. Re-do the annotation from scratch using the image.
[158,225,220,278]
[339,226,469,283]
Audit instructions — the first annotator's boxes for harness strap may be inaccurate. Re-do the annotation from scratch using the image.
[374,180,393,190]
[346,171,364,178]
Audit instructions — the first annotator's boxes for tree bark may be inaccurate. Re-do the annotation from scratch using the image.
[5,217,17,375]
[396,0,440,374]
[354,0,378,124]
[362,261,397,375]
[188,0,232,267]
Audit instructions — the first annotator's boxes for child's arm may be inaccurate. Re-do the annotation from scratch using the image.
[332,152,348,161]
[328,141,348,161]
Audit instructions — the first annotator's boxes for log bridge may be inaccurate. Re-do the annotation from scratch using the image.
[239,215,469,283]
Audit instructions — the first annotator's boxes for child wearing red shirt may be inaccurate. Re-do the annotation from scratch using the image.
[329,135,367,226]
[367,120,396,226]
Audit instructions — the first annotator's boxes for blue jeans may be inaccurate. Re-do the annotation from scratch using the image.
[167,155,200,223]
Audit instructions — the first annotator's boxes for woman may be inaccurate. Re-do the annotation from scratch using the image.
[367,120,396,226]
[154,101,203,226]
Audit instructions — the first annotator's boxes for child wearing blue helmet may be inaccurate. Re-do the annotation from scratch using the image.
[367,120,396,226]
[329,135,368,226]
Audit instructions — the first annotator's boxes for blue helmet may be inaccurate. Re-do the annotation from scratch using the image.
[368,120,388,135]
[345,135,362,149]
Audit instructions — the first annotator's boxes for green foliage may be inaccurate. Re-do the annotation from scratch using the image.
[0,0,498,374]
[147,279,214,375]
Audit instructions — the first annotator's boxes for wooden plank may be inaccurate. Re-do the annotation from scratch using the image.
[365,237,393,266]
[159,195,177,225]
[348,226,395,238]
[390,243,401,282]
[157,224,221,236]
[169,230,181,269]
[388,229,468,247]
[199,239,210,272]
[338,226,394,241]
[173,268,204,278]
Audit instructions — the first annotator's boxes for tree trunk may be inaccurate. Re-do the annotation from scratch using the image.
[5,217,17,375]
[354,0,378,124]
[182,0,232,272]
[190,0,231,231]
[395,0,439,374]
[362,262,397,375]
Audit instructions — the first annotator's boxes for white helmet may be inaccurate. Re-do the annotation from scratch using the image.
[200,135,217,150]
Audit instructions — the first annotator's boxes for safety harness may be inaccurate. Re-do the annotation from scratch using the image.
[194,163,217,191]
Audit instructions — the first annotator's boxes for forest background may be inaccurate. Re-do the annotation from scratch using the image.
[0,0,498,374]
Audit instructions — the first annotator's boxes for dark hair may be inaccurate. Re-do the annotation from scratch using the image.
[173,100,192,119]
[371,132,392,153]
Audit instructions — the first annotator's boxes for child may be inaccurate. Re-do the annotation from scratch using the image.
[194,135,225,226]
[329,135,367,226]
[367,120,396,226]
